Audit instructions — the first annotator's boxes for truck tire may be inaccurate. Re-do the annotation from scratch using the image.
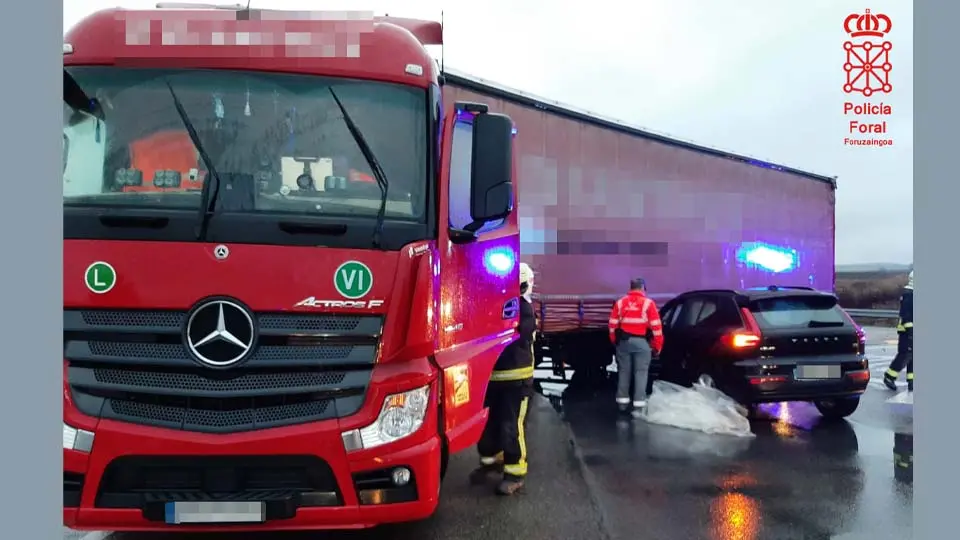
[814,396,861,419]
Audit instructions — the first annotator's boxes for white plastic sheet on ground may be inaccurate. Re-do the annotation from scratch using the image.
[643,377,755,438]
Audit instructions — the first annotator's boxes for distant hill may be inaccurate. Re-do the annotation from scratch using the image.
[836,263,912,275]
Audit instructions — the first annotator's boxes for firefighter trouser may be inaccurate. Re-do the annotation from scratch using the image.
[477,379,532,479]
[886,332,914,382]
[615,336,652,407]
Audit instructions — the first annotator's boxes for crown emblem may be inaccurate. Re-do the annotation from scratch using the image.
[843,9,892,38]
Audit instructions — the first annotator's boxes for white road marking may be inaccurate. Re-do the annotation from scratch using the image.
[886,391,914,405]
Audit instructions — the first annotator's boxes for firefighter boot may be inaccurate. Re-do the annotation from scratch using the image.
[883,372,898,391]
[468,463,503,485]
[907,374,914,392]
[496,474,525,496]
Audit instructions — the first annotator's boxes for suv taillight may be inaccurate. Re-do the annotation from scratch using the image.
[838,307,866,349]
[719,307,763,350]
[731,332,761,348]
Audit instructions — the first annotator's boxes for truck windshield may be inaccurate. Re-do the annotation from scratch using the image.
[62,67,427,222]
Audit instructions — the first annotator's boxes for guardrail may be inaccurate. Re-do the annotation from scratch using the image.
[844,308,899,319]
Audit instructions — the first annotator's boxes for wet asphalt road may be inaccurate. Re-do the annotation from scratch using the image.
[65,326,912,540]
[547,325,913,540]
[65,396,607,540]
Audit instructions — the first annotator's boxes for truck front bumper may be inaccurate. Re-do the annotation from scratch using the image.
[64,401,443,531]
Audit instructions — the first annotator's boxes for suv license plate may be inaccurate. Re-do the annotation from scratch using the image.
[796,365,841,380]
[164,501,266,524]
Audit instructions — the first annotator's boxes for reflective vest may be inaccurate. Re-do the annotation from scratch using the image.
[608,290,664,352]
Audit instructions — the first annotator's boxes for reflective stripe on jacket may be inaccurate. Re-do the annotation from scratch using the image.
[608,290,664,352]
[897,289,914,334]
[491,298,538,382]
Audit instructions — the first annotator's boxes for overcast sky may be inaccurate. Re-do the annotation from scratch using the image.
[63,0,913,265]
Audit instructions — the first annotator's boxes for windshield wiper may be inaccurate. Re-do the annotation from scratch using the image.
[328,87,389,249]
[165,81,223,241]
[807,320,845,328]
[63,69,102,120]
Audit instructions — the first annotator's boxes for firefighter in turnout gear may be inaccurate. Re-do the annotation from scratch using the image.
[610,277,664,417]
[884,270,914,392]
[470,262,538,496]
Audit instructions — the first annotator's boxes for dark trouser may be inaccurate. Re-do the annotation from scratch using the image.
[615,336,653,407]
[477,380,532,479]
[886,332,914,382]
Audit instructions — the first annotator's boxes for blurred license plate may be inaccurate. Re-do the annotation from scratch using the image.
[164,501,265,524]
[796,365,841,379]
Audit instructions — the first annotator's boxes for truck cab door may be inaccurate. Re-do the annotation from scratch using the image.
[434,100,518,455]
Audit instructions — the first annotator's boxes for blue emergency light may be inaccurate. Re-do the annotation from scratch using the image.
[483,247,516,276]
[736,242,798,273]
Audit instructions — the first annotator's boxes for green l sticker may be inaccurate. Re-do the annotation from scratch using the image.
[85,261,116,294]
[334,261,373,299]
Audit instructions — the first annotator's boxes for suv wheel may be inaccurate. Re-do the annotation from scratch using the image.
[814,397,861,419]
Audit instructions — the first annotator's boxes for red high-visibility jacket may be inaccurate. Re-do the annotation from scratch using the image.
[608,290,664,352]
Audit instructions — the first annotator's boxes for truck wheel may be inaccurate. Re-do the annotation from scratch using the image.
[814,397,861,419]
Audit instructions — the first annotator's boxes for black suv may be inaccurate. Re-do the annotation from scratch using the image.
[656,286,869,419]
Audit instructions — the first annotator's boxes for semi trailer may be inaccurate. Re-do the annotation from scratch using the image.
[62,7,835,532]
[442,71,837,375]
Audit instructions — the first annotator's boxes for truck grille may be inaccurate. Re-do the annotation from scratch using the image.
[95,455,342,512]
[64,309,382,434]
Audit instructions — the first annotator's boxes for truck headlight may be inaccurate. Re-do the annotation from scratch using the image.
[63,423,95,453]
[341,385,430,452]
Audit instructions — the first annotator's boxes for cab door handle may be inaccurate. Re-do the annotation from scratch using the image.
[502,298,519,320]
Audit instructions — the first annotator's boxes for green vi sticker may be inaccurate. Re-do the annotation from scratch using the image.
[334,261,373,300]
[84,261,116,294]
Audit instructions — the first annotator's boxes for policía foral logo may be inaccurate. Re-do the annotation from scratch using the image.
[842,8,894,147]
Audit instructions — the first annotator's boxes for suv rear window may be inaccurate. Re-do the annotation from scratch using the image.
[748,295,847,329]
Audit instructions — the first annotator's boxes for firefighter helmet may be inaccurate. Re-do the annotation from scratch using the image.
[519,262,534,288]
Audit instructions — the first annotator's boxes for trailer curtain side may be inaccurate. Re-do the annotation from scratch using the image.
[442,77,836,336]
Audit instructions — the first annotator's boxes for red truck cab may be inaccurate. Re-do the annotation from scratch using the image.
[63,8,519,531]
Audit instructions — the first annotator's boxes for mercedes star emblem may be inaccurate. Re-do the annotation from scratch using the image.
[184,299,257,367]
[213,245,230,260]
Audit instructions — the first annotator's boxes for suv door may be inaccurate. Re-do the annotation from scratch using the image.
[657,296,696,383]
[650,298,681,386]
[683,294,746,385]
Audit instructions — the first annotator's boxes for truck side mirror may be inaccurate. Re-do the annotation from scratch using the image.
[469,113,514,224]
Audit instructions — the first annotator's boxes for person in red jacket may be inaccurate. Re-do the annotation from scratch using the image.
[609,277,664,417]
